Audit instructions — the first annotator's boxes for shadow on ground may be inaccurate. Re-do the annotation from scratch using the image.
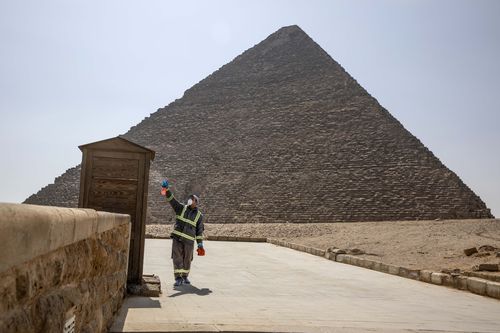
[124,297,161,308]
[169,284,213,297]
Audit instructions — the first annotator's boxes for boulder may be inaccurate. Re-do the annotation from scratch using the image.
[464,247,478,256]
[477,264,499,272]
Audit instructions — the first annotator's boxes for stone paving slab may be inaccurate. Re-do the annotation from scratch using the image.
[110,240,500,333]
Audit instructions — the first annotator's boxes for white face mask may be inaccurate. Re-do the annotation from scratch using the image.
[187,199,193,206]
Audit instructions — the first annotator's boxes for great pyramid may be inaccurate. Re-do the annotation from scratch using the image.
[25,25,493,223]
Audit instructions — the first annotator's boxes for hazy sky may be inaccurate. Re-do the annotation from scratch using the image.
[1,0,499,216]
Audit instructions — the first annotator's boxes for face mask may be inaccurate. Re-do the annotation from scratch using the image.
[187,199,193,206]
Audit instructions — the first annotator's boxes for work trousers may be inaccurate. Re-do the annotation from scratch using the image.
[171,237,194,278]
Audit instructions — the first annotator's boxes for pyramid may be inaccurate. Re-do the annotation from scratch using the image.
[25,25,493,223]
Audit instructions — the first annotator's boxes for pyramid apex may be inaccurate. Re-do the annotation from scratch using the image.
[243,24,313,58]
[272,25,307,37]
[278,24,302,31]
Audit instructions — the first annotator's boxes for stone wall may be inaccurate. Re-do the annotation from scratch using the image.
[0,203,130,333]
[24,25,493,223]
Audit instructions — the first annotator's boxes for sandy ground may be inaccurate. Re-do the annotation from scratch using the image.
[146,219,500,274]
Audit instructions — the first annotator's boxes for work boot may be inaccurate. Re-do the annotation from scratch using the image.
[183,277,191,285]
[174,277,183,287]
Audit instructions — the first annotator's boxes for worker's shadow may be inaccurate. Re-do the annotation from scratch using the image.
[169,284,212,298]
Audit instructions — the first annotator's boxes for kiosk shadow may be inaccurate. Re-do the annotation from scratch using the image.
[127,297,161,308]
[169,284,213,297]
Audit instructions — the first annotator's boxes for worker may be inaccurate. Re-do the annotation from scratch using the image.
[161,179,204,287]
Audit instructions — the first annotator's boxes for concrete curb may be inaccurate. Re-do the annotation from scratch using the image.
[464,271,500,283]
[266,238,500,302]
[267,238,326,257]
[207,235,267,242]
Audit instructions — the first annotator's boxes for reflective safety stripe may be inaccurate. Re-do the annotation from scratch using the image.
[172,230,195,241]
[196,236,204,240]
[176,206,202,227]
[174,269,190,273]
[166,193,174,201]
[194,211,201,224]
[176,206,196,227]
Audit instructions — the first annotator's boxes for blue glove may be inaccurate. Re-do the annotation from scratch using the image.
[197,242,203,248]
[161,179,169,188]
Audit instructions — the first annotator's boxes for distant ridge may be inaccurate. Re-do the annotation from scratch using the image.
[25,25,494,223]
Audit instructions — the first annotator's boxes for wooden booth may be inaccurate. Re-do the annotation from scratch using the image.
[78,136,155,284]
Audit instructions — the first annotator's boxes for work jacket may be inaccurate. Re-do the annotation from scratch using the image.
[165,189,204,245]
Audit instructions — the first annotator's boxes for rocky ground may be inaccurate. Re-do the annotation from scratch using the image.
[146,218,500,275]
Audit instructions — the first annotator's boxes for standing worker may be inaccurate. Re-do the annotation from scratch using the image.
[161,180,205,287]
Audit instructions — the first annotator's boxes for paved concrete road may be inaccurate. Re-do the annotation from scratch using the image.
[110,239,500,333]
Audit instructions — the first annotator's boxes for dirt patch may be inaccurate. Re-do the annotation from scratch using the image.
[147,219,500,275]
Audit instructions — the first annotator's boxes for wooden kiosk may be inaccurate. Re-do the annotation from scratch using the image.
[78,136,155,284]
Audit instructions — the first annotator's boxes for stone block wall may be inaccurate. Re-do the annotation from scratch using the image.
[0,203,130,333]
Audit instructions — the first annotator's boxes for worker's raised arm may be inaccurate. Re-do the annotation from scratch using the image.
[161,180,183,215]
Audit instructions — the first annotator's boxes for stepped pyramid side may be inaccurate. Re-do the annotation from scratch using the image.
[25,25,494,223]
[24,166,81,208]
